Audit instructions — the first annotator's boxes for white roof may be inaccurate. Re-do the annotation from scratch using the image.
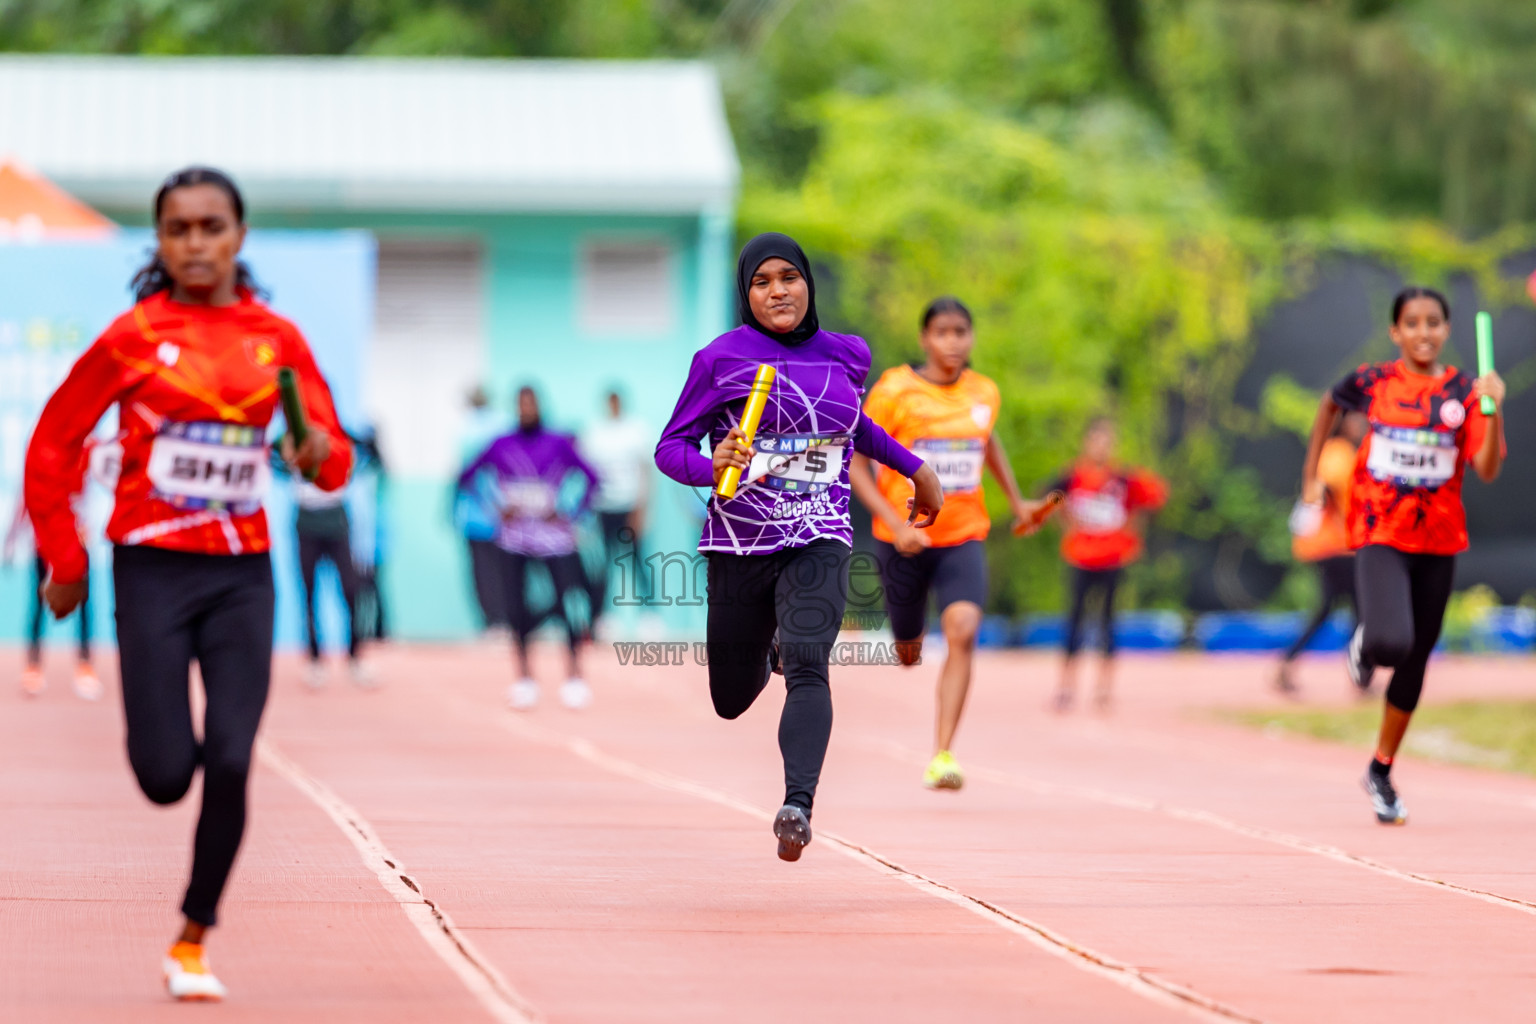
[0,55,739,215]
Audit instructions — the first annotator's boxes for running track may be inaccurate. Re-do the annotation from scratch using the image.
[5,645,1536,1023]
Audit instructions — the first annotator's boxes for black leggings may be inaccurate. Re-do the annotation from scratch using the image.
[706,540,849,812]
[468,538,509,629]
[501,550,587,654]
[28,552,90,664]
[298,528,360,660]
[1065,566,1122,657]
[586,510,644,625]
[1356,545,1455,713]
[113,545,275,928]
[1282,555,1357,662]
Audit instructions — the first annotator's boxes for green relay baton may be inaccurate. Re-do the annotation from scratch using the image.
[277,367,318,481]
[1475,311,1496,416]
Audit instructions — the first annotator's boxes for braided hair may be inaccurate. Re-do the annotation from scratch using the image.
[130,167,266,301]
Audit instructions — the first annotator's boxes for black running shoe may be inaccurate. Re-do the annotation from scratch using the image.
[1346,625,1375,693]
[773,804,811,861]
[1361,769,1407,825]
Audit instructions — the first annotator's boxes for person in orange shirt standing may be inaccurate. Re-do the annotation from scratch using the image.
[852,297,1055,791]
[1047,418,1167,712]
[25,167,351,1001]
[1277,413,1366,696]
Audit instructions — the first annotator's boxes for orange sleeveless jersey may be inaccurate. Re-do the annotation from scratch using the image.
[862,365,1001,547]
[24,291,352,585]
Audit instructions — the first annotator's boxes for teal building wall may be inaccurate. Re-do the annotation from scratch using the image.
[257,208,735,641]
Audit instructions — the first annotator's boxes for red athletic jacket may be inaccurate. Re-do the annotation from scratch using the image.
[1050,461,1168,571]
[24,291,351,585]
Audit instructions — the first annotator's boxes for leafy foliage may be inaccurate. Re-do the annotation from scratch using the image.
[741,94,1285,610]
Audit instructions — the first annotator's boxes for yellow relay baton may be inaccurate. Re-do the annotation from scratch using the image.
[716,363,776,500]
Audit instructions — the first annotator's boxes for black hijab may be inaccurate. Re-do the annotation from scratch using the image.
[737,232,820,345]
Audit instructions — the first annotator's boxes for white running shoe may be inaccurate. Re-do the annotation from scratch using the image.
[163,941,227,1002]
[349,659,378,689]
[304,661,327,690]
[72,664,103,702]
[559,678,592,710]
[508,678,540,711]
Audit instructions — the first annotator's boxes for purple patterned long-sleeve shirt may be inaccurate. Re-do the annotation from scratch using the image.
[655,325,925,555]
[459,428,599,557]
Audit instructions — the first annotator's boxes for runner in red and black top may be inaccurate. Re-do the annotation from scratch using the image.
[1302,286,1505,826]
[24,168,351,1000]
[1046,418,1167,712]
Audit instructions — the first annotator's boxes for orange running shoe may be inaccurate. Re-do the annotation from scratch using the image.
[73,663,103,702]
[21,665,44,697]
[163,941,227,1001]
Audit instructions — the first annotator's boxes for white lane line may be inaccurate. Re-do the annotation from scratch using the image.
[494,716,1265,1024]
[857,737,1536,919]
[257,739,541,1024]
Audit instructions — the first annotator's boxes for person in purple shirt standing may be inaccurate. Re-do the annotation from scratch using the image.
[656,233,945,862]
[460,386,600,711]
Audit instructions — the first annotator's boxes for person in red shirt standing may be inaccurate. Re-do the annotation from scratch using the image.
[1047,418,1167,711]
[1302,286,1505,826]
[25,167,351,1001]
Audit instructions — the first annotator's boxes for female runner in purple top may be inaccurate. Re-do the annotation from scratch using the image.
[656,233,944,861]
[461,386,600,711]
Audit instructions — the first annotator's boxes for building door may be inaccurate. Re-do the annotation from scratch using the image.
[366,240,486,478]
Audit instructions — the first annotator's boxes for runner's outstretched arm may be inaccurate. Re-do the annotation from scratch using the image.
[985,434,1051,533]
[1300,394,1341,505]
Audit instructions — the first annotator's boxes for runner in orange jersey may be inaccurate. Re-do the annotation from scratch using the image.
[852,297,1055,791]
[1277,413,1365,696]
[25,167,352,1000]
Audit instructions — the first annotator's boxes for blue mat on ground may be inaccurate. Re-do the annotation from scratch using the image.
[1016,611,1185,650]
[1195,612,1355,652]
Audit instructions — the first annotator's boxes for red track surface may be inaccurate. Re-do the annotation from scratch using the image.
[5,644,1536,1022]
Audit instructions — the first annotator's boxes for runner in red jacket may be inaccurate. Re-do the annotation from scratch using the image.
[25,167,351,1001]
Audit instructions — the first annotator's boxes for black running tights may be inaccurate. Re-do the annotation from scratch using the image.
[705,540,849,812]
[1065,566,1121,657]
[1356,545,1455,713]
[1282,555,1357,662]
[298,528,361,660]
[113,545,275,928]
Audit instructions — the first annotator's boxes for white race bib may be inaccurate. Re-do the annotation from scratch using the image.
[912,437,985,493]
[744,434,847,495]
[1068,491,1128,533]
[1366,426,1456,489]
[147,424,270,510]
[502,480,557,519]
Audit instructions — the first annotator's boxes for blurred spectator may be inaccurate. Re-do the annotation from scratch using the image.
[455,385,510,634]
[350,426,389,644]
[579,388,652,630]
[5,435,108,700]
